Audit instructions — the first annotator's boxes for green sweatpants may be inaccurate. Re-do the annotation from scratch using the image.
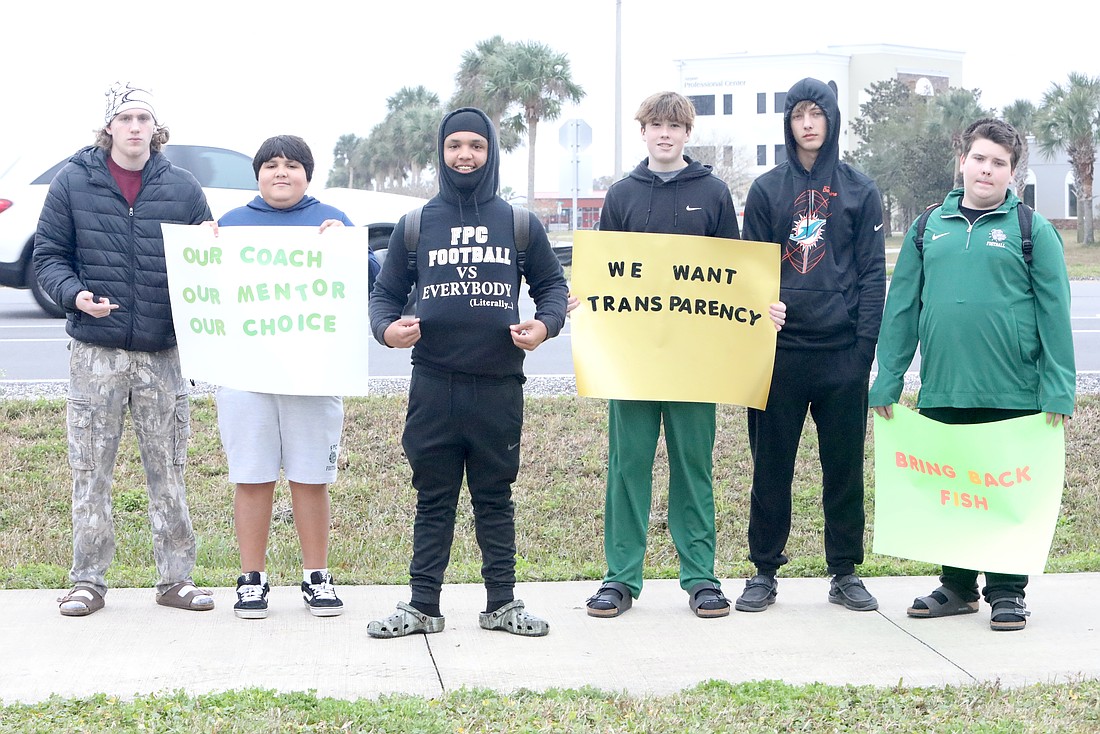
[603,399,719,598]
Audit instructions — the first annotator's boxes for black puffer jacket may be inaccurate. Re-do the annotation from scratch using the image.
[33,145,211,352]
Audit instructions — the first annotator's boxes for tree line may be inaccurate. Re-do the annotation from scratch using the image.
[846,72,1100,244]
[327,35,583,208]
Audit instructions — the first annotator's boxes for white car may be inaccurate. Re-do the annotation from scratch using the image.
[0,146,425,317]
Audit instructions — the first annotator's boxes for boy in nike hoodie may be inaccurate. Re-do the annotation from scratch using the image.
[367,108,568,638]
[585,91,785,620]
[736,78,886,614]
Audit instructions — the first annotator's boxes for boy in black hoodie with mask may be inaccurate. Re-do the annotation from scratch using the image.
[367,108,568,638]
[735,78,886,614]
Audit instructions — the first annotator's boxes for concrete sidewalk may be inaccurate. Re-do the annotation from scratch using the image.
[2,574,1097,704]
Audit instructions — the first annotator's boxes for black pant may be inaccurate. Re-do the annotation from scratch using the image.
[402,365,524,608]
[746,348,870,576]
[921,406,1036,602]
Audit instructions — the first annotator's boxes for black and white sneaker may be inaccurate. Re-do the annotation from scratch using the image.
[302,571,344,617]
[234,571,269,620]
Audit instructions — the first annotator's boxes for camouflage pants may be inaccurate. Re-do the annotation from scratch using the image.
[67,341,196,595]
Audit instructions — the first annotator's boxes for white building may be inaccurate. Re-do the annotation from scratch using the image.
[674,44,964,178]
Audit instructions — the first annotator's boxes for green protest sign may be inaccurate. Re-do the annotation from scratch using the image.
[872,405,1065,574]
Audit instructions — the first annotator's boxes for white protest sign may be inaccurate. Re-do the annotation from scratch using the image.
[163,224,371,395]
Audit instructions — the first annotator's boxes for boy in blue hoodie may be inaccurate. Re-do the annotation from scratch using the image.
[213,135,379,620]
[737,78,886,614]
[367,108,568,638]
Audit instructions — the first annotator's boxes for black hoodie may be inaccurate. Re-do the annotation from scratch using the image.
[743,78,885,358]
[600,156,739,238]
[369,107,568,378]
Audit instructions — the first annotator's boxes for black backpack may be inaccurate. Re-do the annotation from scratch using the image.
[914,201,1034,265]
[402,203,531,274]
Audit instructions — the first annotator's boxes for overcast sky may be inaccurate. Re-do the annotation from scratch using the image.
[4,0,1095,193]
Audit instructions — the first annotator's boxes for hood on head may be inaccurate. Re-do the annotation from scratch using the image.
[437,107,500,205]
[782,77,841,175]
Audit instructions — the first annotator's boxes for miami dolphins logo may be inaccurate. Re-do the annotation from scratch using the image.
[785,189,830,273]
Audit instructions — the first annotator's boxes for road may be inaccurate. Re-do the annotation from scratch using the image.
[3,283,1098,383]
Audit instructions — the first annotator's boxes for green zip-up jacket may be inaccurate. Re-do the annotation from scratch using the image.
[869,188,1075,416]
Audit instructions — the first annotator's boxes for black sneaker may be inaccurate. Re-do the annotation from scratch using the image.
[302,571,344,617]
[735,574,778,612]
[234,571,269,620]
[829,573,879,611]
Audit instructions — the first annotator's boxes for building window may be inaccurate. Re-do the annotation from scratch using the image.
[757,93,766,114]
[774,92,787,113]
[1024,183,1035,208]
[1069,182,1078,217]
[688,94,715,115]
[757,145,766,166]
[774,144,786,165]
[723,94,733,115]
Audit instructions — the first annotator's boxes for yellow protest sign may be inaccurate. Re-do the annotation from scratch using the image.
[570,230,780,407]
[162,224,372,396]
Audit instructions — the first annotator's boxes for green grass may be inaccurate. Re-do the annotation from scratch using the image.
[4,395,1097,589]
[1,681,1098,732]
[2,395,1098,728]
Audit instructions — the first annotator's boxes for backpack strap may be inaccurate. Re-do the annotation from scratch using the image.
[511,204,530,274]
[1017,202,1034,264]
[913,203,941,255]
[403,205,424,271]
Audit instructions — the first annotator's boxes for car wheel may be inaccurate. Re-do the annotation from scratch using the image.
[26,258,65,318]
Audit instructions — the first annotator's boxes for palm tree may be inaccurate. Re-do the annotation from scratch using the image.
[1036,72,1100,244]
[450,36,523,154]
[329,134,361,188]
[1002,99,1037,201]
[492,40,585,205]
[934,88,988,187]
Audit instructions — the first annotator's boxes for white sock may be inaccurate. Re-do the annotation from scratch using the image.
[304,568,328,583]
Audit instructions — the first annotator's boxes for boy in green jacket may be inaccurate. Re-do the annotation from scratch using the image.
[869,118,1075,631]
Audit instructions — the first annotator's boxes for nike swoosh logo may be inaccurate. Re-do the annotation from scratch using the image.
[507,442,520,451]
[685,206,702,212]
[931,232,950,241]
[874,223,884,231]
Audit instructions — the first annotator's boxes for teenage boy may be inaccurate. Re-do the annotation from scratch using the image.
[210,135,380,619]
[366,108,568,638]
[737,78,886,613]
[870,118,1075,631]
[585,91,784,620]
[34,83,214,617]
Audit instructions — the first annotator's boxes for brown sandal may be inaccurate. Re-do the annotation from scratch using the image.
[58,585,105,617]
[156,581,215,611]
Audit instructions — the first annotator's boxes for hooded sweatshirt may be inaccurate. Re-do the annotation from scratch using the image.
[600,156,739,238]
[217,194,379,286]
[743,78,886,358]
[369,107,568,377]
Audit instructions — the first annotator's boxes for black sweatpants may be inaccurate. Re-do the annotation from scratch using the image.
[746,348,870,577]
[920,406,1036,603]
[402,365,524,608]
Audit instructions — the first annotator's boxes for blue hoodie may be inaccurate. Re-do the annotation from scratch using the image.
[369,107,568,378]
[743,78,886,361]
[218,194,379,286]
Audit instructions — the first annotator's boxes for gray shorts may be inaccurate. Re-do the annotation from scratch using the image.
[216,388,343,485]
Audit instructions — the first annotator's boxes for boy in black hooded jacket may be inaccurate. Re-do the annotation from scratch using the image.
[735,78,886,614]
[367,108,568,638]
[586,91,751,620]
